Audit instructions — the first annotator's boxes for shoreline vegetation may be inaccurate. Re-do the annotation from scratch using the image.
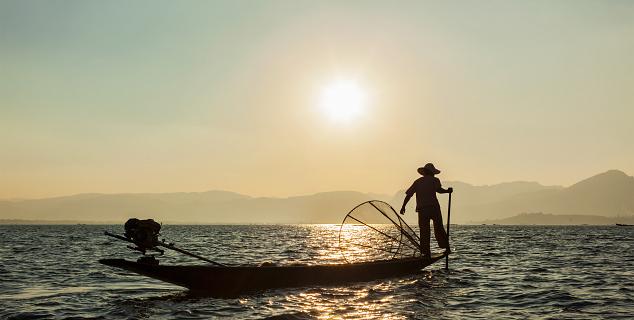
[2,213,633,226]
[471,213,634,226]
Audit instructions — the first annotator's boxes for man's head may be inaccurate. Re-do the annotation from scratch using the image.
[417,163,441,176]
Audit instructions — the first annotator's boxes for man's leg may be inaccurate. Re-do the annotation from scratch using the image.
[431,205,448,249]
[418,211,432,258]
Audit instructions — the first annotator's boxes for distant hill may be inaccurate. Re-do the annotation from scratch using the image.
[390,180,562,206]
[1,170,632,224]
[474,213,634,225]
[440,180,563,206]
[0,190,383,224]
[460,170,634,222]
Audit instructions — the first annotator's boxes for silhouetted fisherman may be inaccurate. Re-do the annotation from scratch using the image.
[400,163,453,258]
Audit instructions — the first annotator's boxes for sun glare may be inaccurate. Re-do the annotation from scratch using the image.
[319,79,367,123]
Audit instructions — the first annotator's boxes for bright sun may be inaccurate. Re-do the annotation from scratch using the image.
[318,79,367,123]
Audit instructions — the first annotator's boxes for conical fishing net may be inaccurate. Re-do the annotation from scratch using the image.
[338,200,421,263]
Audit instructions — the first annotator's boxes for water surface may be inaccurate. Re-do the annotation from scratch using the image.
[1,225,632,319]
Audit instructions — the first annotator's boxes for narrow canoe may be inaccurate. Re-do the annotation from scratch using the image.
[100,253,446,296]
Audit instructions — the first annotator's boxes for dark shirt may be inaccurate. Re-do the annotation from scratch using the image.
[406,176,443,211]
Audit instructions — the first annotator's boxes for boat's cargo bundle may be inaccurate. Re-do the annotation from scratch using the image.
[123,218,161,251]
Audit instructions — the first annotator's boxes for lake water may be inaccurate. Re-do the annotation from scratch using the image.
[0,225,632,319]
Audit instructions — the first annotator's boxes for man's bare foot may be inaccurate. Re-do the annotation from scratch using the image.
[421,251,432,260]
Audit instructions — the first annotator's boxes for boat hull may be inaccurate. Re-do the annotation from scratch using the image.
[99,254,446,296]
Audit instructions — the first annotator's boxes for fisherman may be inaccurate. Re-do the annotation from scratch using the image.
[399,163,453,258]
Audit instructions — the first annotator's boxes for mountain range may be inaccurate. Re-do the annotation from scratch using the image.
[1,170,632,224]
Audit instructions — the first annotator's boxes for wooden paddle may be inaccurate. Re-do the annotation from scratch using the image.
[445,191,452,270]
[104,231,226,267]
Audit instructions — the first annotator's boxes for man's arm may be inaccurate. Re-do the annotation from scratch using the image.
[437,187,453,194]
[436,179,453,194]
[400,193,413,215]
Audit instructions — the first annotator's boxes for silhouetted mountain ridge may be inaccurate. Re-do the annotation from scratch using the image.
[461,170,634,222]
[1,170,632,224]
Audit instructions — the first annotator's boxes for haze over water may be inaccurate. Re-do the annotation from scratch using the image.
[1,224,632,319]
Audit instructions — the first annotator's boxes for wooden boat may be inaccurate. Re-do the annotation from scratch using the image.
[616,223,633,227]
[100,200,452,295]
[100,253,446,296]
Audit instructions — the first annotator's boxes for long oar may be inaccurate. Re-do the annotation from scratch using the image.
[445,192,452,270]
[104,231,226,267]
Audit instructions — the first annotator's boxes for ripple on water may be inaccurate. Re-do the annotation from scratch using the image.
[0,225,633,319]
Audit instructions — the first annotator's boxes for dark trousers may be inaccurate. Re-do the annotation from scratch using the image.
[418,204,448,257]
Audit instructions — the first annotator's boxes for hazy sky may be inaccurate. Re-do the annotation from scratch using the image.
[1,1,633,199]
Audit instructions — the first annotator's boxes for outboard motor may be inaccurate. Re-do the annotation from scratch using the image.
[104,219,225,267]
[124,218,161,252]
